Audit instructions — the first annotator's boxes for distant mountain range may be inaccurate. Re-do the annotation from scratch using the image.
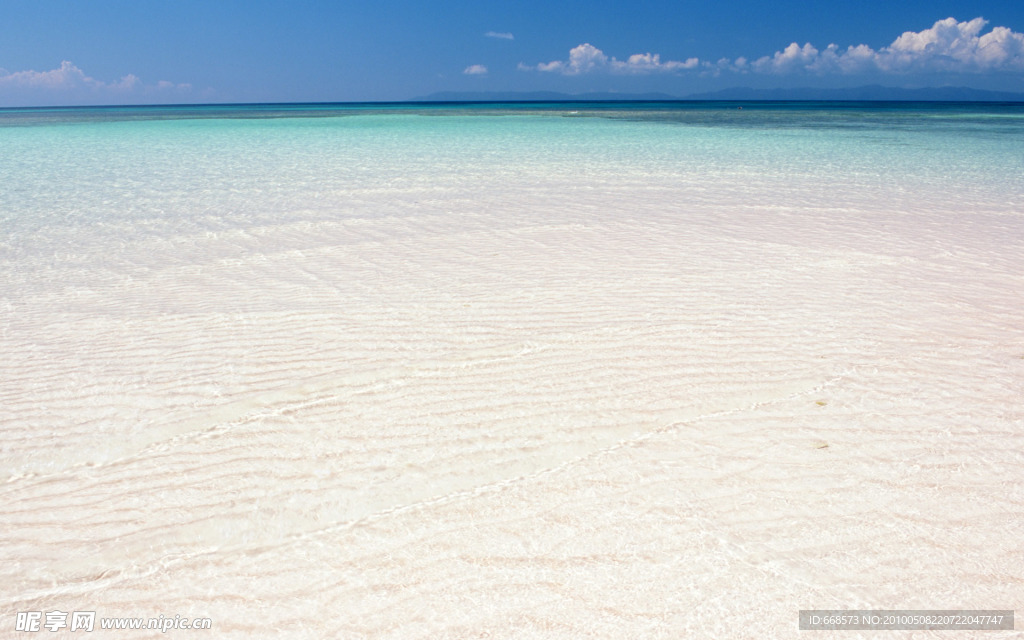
[414,85,1024,102]
[413,91,679,102]
[684,85,1024,101]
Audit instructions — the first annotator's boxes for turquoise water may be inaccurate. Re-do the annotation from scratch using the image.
[2,101,1021,235]
[1,101,1021,296]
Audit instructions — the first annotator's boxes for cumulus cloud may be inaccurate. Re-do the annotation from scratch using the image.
[612,52,700,73]
[752,42,821,73]
[485,31,514,41]
[463,64,488,75]
[540,43,607,74]
[752,17,1024,74]
[523,43,699,75]
[518,18,1022,80]
[0,60,191,106]
[0,60,122,90]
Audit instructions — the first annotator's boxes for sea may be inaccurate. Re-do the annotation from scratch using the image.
[1,101,1022,638]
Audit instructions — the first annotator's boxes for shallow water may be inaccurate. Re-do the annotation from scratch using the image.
[1,102,1022,638]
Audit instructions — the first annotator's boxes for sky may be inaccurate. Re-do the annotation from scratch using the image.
[1,0,1023,106]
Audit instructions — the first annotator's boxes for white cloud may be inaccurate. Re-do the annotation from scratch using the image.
[752,17,1024,75]
[0,60,111,90]
[518,17,1023,81]
[463,64,488,75]
[752,42,820,73]
[562,43,608,74]
[612,52,700,73]
[0,60,192,106]
[523,43,699,75]
[156,79,192,91]
[485,31,514,41]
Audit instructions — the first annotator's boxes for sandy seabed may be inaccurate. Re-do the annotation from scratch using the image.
[1,164,1023,638]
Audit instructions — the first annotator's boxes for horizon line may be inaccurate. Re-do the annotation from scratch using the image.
[4,97,1024,111]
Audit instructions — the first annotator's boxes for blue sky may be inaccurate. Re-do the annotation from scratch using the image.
[1,0,1023,106]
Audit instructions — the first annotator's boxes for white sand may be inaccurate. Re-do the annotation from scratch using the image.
[1,154,1022,638]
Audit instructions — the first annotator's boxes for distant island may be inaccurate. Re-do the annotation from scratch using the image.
[414,85,1024,102]
[683,85,1024,101]
[412,91,679,102]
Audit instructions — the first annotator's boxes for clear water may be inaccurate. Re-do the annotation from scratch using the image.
[1,102,1022,638]
[2,102,1020,278]
[3,102,1021,317]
